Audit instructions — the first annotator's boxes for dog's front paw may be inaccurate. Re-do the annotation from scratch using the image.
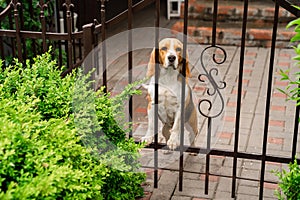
[167,133,180,150]
[141,136,153,145]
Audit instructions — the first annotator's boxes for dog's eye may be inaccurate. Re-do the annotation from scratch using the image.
[176,47,182,52]
[161,47,167,51]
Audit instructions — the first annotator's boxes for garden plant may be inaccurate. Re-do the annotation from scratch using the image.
[276,5,300,200]
[0,50,145,199]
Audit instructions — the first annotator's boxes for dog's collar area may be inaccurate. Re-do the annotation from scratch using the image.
[166,64,177,70]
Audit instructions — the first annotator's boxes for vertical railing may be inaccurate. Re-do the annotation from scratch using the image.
[12,0,22,62]
[82,23,95,78]
[55,0,63,66]
[39,0,47,52]
[100,0,107,92]
[179,0,189,192]
[153,0,160,189]
[259,1,279,199]
[128,0,133,138]
[231,0,248,198]
[292,96,300,160]
[64,0,73,72]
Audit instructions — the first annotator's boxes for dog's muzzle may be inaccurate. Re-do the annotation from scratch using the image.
[167,55,177,69]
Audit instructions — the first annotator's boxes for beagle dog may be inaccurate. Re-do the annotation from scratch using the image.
[141,38,198,150]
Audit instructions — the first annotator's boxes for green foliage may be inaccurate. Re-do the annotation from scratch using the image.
[0,1,57,65]
[0,50,73,120]
[0,99,105,199]
[279,5,300,106]
[275,160,300,200]
[275,6,300,200]
[0,51,145,199]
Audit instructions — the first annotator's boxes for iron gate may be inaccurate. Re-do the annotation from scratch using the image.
[0,0,300,199]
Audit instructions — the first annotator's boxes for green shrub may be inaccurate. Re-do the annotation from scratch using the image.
[275,5,300,200]
[0,97,105,199]
[0,50,145,199]
[275,160,300,200]
[279,5,300,105]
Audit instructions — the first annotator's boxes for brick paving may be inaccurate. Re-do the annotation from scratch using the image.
[105,43,297,200]
[171,0,296,48]
[97,1,299,199]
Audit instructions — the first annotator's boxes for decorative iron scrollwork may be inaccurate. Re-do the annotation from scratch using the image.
[198,45,227,118]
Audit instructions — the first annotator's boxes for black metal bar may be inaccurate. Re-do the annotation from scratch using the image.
[154,0,160,189]
[101,0,107,93]
[78,38,82,60]
[205,117,212,194]
[292,87,300,160]
[63,0,74,74]
[275,0,300,17]
[128,0,133,138]
[259,2,279,199]
[55,0,62,67]
[231,0,248,198]
[179,0,189,192]
[12,0,22,62]
[39,0,47,52]
[7,6,16,58]
[145,144,292,163]
[141,165,280,185]
[0,33,3,61]
[71,10,76,64]
[141,143,300,164]
[211,0,218,46]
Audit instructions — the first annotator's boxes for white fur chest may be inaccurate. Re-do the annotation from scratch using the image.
[147,68,188,124]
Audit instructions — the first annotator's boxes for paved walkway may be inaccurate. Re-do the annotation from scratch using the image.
[105,44,297,200]
[105,44,299,200]
[99,2,299,200]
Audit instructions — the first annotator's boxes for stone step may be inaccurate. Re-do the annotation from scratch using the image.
[171,20,295,48]
[180,0,296,23]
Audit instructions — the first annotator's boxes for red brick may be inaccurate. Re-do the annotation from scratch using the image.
[263,182,278,190]
[218,132,233,139]
[266,161,282,167]
[120,80,129,86]
[135,107,147,114]
[218,5,238,15]
[244,60,255,65]
[236,79,249,85]
[279,53,291,59]
[227,101,237,107]
[211,155,226,159]
[249,29,272,40]
[231,89,246,96]
[243,69,253,75]
[273,92,287,98]
[224,116,235,122]
[200,175,219,182]
[246,51,257,57]
[268,137,284,145]
[269,120,285,127]
[274,80,288,86]
[277,61,290,67]
[263,7,276,17]
[193,86,206,91]
[271,105,286,111]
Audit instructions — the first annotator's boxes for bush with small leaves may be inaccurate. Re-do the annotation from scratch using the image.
[0,50,145,199]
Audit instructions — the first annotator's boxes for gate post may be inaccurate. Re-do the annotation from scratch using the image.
[82,23,95,74]
[82,23,95,89]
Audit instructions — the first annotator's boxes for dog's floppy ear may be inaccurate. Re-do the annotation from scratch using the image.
[180,51,191,79]
[146,48,155,78]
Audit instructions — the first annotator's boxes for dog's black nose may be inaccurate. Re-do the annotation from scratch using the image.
[168,55,176,63]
